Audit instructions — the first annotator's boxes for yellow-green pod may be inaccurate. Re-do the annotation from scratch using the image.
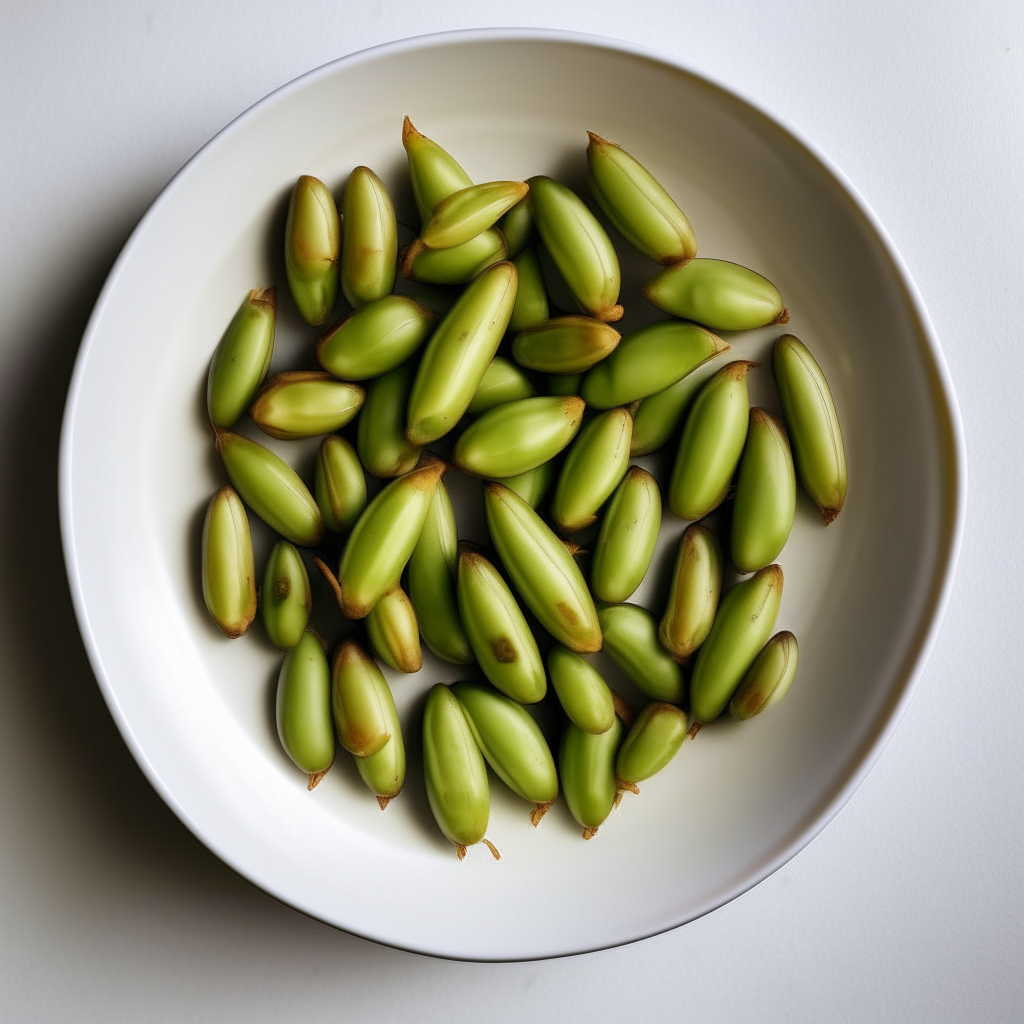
[422,181,529,249]
[660,522,723,664]
[512,315,620,375]
[467,356,537,416]
[773,334,848,525]
[357,360,423,479]
[643,258,788,331]
[690,565,784,723]
[277,631,335,778]
[730,630,799,720]
[560,717,623,836]
[548,373,582,396]
[248,370,364,440]
[615,703,688,785]
[508,245,549,334]
[402,116,473,221]
[202,485,256,638]
[330,639,392,758]
[207,287,276,428]
[630,363,717,456]
[501,195,534,257]
[598,603,685,703]
[339,166,397,308]
[284,175,340,327]
[314,434,366,533]
[547,645,615,734]
[365,585,422,674]
[499,459,557,509]
[261,540,311,650]
[401,230,508,285]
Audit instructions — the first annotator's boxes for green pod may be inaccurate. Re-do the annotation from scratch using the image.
[357,360,423,478]
[547,645,615,734]
[330,639,392,758]
[248,370,364,441]
[773,334,848,524]
[406,261,518,445]
[401,230,508,285]
[581,320,728,409]
[498,459,557,509]
[630,363,718,456]
[643,258,788,331]
[500,195,534,257]
[340,166,397,308]
[315,434,366,533]
[660,522,723,664]
[528,175,622,323]
[453,395,585,479]
[261,540,311,650]
[730,630,799,720]
[560,717,623,835]
[284,175,340,327]
[423,684,490,851]
[586,132,698,265]
[598,603,685,703]
[467,356,537,416]
[365,585,422,674]
[508,245,550,334]
[277,631,335,777]
[457,547,546,704]
[590,467,661,604]
[422,180,529,249]
[690,564,784,723]
[484,482,602,653]
[732,409,797,573]
[548,373,582,396]
[402,116,473,221]
[615,703,688,785]
[207,287,276,428]
[551,407,632,533]
[351,653,406,806]
[512,315,620,374]
[669,360,755,520]
[337,455,444,618]
[214,429,325,547]
[201,485,256,638]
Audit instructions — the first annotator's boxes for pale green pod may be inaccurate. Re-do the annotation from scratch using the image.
[248,371,365,440]
[598,603,685,703]
[547,645,615,734]
[643,258,788,331]
[201,485,256,638]
[340,165,397,308]
[277,631,335,776]
[401,230,508,285]
[630,362,719,456]
[615,703,688,785]
[422,181,529,249]
[484,483,602,653]
[365,585,422,674]
[350,649,406,805]
[284,175,340,327]
[548,373,582,396]
[357,360,423,478]
[660,522,723,664]
[590,467,661,604]
[500,196,534,257]
[207,287,276,428]
[453,396,585,479]
[773,334,848,524]
[512,315,620,374]
[457,547,546,704]
[581,320,728,409]
[690,565,784,723]
[214,429,325,547]
[551,407,633,533]
[315,434,366,533]
[586,132,698,265]
[402,116,473,221]
[330,639,392,758]
[528,175,623,323]
[467,356,537,416]
[499,459,557,509]
[406,261,518,445]
[669,360,755,520]
[261,540,311,650]
[730,630,799,721]
[508,245,549,334]
[337,455,444,618]
[560,717,623,835]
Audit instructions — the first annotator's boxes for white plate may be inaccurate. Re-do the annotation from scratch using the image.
[59,29,965,960]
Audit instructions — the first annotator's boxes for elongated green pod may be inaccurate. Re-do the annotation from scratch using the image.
[586,132,698,265]
[669,360,754,520]
[547,645,615,734]
[630,362,718,456]
[401,230,508,285]
[351,658,405,806]
[340,166,397,308]
[498,459,557,509]
[513,315,620,375]
[773,334,848,524]
[730,630,799,720]
[643,258,788,331]
[330,639,392,758]
[549,373,582,396]
[207,287,276,428]
[508,245,549,334]
[457,547,546,703]
[616,703,688,785]
[560,717,623,836]
[365,585,422,673]
[501,196,534,257]
[337,455,444,618]
[528,176,622,323]
[277,631,335,778]
[423,181,529,249]
[202,485,256,638]
[261,540,311,650]
[690,565,784,723]
[598,603,685,704]
[284,175,340,327]
[467,356,537,416]
[358,360,423,478]
[315,434,366,533]
[660,523,723,664]
[484,482,602,653]
[248,370,364,440]
[402,116,474,221]
[214,429,324,547]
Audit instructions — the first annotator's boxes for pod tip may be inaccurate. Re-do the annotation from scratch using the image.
[772,306,791,326]
[611,690,635,727]
[586,130,612,148]
[401,115,419,145]
[252,285,276,310]
[820,506,841,526]
[482,838,501,861]
[711,331,731,355]
[399,238,426,278]
[582,827,599,841]
[594,304,624,323]
[455,844,467,861]
[530,802,554,827]
[307,761,332,790]
[377,795,393,811]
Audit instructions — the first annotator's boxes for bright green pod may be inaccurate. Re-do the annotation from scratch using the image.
[284,175,340,327]
[730,630,799,720]
[528,175,622,323]
[401,230,508,285]
[314,434,366,533]
[248,371,364,441]
[336,456,445,618]
[467,356,537,416]
[560,717,623,836]
[457,547,546,704]
[214,429,324,547]
[402,116,473,221]
[339,165,397,308]
[499,459,557,509]
[357,360,423,478]
[660,522,723,664]
[512,315,620,374]
[548,373,582,396]
[615,702,689,786]
[422,684,490,853]
[261,540,311,650]
[773,334,848,525]
[276,631,335,778]
[330,639,392,758]
[201,485,256,638]
[422,180,529,249]
[630,362,719,456]
[598,603,685,703]
[690,565,784,723]
[669,360,755,520]
[452,395,585,479]
[406,261,518,445]
[581,320,728,409]
[551,407,632,533]
[501,196,534,257]
[590,467,661,604]
[207,287,276,428]
[484,482,602,653]
[547,645,615,734]
[643,258,788,331]
[508,245,549,334]
[586,132,698,265]
[732,409,797,573]
[365,585,422,674]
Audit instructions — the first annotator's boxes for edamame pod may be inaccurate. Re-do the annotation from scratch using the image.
[547,645,615,734]
[277,631,335,782]
[315,434,366,533]
[422,181,529,249]
[730,630,799,720]
[401,230,508,285]
[201,485,256,638]
[357,360,423,478]
[261,540,311,650]
[467,356,537,416]
[548,373,582,396]
[248,371,364,440]
[499,459,557,509]
[402,116,473,221]
[507,245,549,334]
[340,166,397,308]
[284,175,340,327]
[560,717,623,837]
[500,195,534,257]
[598,603,685,704]
[365,585,422,673]
[630,362,718,456]
[330,639,392,758]
[659,523,723,664]
[615,703,688,786]
[512,315,620,374]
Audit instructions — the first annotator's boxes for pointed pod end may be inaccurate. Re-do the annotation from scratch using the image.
[563,395,587,421]
[455,844,468,862]
[772,306,791,326]
[251,285,276,310]
[582,827,599,841]
[482,838,501,861]
[413,451,448,485]
[307,761,332,790]
[710,330,732,356]
[377,795,393,811]
[530,802,554,827]
[820,506,841,526]
[400,238,426,279]
[594,304,624,323]
[401,115,420,146]
[586,130,613,150]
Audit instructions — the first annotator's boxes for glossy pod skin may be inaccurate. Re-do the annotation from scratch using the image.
[630,362,718,456]
[507,245,549,334]
[276,631,335,778]
[499,459,557,509]
[330,640,393,758]
[730,630,799,720]
[500,195,534,257]
[357,360,423,478]
[560,716,623,836]
[512,315,620,374]
[350,651,406,806]
[365,585,422,673]
[598,603,685,704]
[401,230,508,285]
[773,334,848,524]
[422,180,529,249]
[660,523,723,664]
[615,703,689,786]
[261,540,311,650]
[339,165,397,308]
[284,175,340,327]
[201,485,256,638]
[547,645,615,734]
[315,434,366,533]
[467,356,537,416]
[402,116,473,220]
[248,371,364,440]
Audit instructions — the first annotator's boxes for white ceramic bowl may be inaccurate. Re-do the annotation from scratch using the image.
[60,29,964,960]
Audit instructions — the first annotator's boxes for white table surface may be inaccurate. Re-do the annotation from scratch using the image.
[1,2,1020,1020]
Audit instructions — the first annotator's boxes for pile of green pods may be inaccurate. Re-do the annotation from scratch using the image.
[197,117,847,854]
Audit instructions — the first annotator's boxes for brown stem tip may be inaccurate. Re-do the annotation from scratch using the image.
[771,307,791,326]
[687,721,703,741]
[482,839,501,861]
[455,844,468,862]
[530,802,554,827]
[376,795,392,811]
[307,763,332,790]
[582,826,599,841]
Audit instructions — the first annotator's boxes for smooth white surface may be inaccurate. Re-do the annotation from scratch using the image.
[1,0,1021,1018]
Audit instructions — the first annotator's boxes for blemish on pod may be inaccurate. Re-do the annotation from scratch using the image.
[331,639,393,759]
[365,585,422,674]
[261,540,311,650]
